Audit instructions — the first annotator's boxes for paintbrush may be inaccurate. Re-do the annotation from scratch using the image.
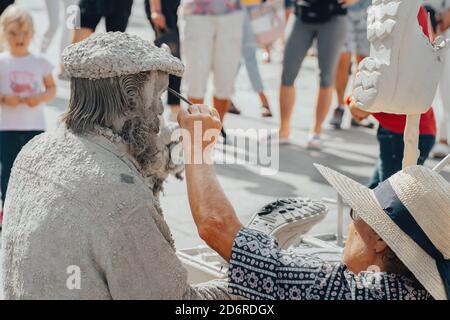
[167,87,193,106]
[167,87,226,140]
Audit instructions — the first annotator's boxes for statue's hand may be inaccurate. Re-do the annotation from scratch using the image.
[159,122,184,179]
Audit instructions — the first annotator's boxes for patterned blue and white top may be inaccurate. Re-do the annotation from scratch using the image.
[228,228,432,300]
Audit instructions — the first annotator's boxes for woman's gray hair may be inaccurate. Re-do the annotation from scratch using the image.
[382,248,416,281]
[62,72,150,134]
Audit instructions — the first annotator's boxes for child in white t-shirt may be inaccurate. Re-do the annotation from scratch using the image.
[0,5,56,226]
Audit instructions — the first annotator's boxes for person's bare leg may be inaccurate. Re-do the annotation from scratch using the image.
[330,53,352,128]
[259,91,272,117]
[259,91,269,107]
[313,87,333,135]
[213,97,230,123]
[279,85,296,138]
[72,27,94,44]
[335,52,352,106]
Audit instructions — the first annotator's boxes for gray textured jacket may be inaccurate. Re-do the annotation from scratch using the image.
[1,127,232,299]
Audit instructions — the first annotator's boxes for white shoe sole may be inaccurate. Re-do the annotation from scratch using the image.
[247,198,328,249]
[353,0,448,114]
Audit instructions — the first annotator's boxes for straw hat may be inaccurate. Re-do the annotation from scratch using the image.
[315,164,450,300]
[62,32,184,79]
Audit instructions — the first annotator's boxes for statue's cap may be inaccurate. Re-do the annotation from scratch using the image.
[62,32,184,79]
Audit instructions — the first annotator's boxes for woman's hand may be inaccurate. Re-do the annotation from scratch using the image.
[2,95,22,107]
[438,9,450,33]
[177,104,222,164]
[349,102,371,121]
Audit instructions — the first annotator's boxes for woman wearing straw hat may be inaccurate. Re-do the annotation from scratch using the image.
[179,0,449,299]
[177,104,450,300]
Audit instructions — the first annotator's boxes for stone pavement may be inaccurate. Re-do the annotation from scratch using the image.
[0,0,449,297]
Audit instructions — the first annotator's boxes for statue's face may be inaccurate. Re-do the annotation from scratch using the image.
[143,72,168,114]
[141,71,170,132]
[115,71,169,138]
[118,71,182,193]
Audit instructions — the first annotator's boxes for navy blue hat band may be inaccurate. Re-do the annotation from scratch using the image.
[374,180,449,299]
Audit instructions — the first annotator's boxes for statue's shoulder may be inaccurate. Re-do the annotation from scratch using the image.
[14,127,94,171]
[13,127,141,188]
[10,127,151,221]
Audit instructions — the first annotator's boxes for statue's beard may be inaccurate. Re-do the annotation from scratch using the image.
[119,109,183,196]
[121,115,160,167]
[113,73,183,196]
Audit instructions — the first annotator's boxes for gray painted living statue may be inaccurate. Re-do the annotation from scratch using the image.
[1,32,234,299]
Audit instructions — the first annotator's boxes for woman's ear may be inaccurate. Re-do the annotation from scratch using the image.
[374,235,388,255]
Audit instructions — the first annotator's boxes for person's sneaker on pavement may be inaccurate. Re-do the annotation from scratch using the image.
[432,142,450,159]
[329,105,345,129]
[307,134,322,151]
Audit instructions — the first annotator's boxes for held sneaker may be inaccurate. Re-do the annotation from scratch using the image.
[353,0,448,115]
[246,198,328,249]
[329,106,345,129]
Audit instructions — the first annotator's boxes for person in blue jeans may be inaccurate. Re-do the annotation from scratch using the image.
[231,0,273,117]
[369,127,436,189]
[349,102,437,189]
[349,6,437,189]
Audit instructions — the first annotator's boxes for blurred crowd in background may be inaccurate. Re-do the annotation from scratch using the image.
[0,0,450,225]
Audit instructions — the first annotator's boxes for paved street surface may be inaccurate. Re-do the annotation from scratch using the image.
[0,0,449,297]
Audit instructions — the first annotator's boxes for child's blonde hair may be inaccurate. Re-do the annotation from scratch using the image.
[0,5,34,38]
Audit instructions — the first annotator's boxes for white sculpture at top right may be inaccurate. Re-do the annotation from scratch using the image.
[353,0,449,115]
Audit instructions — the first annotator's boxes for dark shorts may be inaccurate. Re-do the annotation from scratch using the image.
[79,0,133,32]
[282,15,347,87]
